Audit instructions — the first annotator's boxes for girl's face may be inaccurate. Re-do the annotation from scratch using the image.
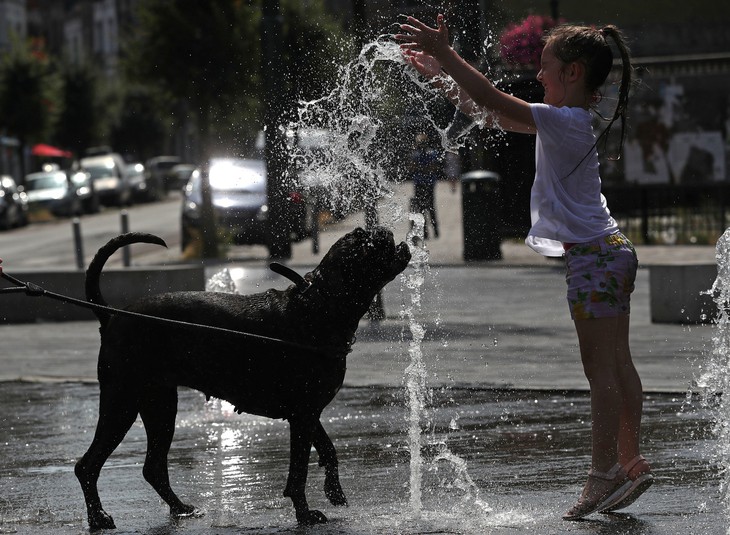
[537,43,567,107]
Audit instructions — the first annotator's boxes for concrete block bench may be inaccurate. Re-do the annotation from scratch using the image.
[0,265,205,323]
[649,264,717,324]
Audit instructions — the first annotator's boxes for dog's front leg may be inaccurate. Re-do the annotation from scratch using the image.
[284,415,328,524]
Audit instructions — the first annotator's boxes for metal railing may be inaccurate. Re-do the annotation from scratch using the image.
[604,183,729,245]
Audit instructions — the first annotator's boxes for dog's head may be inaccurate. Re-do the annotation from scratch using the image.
[307,226,411,313]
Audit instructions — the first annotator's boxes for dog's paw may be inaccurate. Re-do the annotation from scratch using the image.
[88,509,116,531]
[171,503,204,519]
[296,509,328,524]
[324,480,348,506]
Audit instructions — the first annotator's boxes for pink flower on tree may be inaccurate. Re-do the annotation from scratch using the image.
[499,15,559,69]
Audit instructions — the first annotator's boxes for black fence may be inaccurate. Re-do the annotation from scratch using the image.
[603,183,730,245]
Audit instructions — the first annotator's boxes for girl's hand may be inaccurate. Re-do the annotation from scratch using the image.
[396,14,450,59]
[402,49,442,79]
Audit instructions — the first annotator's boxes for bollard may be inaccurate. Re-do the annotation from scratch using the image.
[72,218,84,270]
[120,210,131,267]
[311,206,320,255]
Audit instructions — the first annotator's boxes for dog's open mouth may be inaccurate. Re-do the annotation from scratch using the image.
[394,241,411,265]
[370,227,411,276]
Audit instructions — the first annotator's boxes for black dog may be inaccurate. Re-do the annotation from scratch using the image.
[75,226,411,530]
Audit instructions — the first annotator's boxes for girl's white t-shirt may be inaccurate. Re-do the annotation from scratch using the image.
[525,103,618,257]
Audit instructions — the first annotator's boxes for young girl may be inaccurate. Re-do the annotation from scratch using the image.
[396,14,653,520]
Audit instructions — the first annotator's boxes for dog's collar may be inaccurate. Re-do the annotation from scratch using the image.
[269,262,311,293]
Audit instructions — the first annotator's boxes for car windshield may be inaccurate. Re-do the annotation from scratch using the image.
[209,160,265,192]
[84,166,114,179]
[173,165,196,177]
[156,161,178,170]
[25,172,67,190]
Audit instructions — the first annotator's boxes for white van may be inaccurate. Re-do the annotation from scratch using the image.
[79,153,132,206]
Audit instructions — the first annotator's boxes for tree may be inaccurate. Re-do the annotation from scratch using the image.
[0,37,60,179]
[124,0,260,258]
[53,62,99,157]
[281,0,352,106]
[124,0,260,156]
[123,0,350,258]
[110,85,167,161]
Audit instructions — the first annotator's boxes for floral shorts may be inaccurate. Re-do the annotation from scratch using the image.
[564,232,638,320]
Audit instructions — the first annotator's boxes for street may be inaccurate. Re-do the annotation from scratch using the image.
[1,193,184,270]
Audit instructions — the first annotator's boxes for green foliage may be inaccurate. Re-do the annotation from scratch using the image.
[281,0,355,104]
[110,85,167,161]
[123,0,260,156]
[122,0,351,157]
[0,36,60,145]
[53,62,99,155]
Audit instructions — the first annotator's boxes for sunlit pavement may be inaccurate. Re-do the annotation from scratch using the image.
[0,180,727,533]
[0,262,725,533]
[0,382,721,534]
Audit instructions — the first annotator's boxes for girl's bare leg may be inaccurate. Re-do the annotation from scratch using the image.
[573,315,642,495]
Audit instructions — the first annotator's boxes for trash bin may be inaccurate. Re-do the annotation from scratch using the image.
[461,170,502,261]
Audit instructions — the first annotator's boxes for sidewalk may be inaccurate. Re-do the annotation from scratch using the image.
[0,180,719,393]
[284,180,719,268]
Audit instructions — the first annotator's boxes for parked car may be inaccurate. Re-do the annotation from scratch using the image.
[168,163,197,190]
[181,158,310,253]
[79,153,133,206]
[145,155,181,194]
[0,175,28,230]
[24,168,99,216]
[126,162,154,202]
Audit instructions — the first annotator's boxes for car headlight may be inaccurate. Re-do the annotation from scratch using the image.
[183,200,200,218]
[256,204,269,221]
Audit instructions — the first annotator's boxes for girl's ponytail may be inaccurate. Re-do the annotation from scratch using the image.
[546,23,635,176]
[600,25,633,158]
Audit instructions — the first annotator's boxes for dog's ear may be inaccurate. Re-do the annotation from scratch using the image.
[269,263,310,292]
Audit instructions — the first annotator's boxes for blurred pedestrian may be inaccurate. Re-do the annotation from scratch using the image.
[444,150,461,193]
[396,14,652,520]
[410,132,441,239]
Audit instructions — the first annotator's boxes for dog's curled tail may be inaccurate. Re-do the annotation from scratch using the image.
[85,232,167,326]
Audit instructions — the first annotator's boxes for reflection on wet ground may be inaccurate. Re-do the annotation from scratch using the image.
[0,382,721,534]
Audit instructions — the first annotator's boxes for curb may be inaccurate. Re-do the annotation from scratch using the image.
[0,265,205,323]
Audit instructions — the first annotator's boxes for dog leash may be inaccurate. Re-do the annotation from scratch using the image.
[0,271,350,357]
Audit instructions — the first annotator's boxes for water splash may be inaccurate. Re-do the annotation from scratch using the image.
[287,34,488,519]
[402,212,430,514]
[206,268,238,294]
[288,35,479,220]
[699,228,730,530]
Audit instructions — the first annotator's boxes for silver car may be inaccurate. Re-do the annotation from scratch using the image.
[24,168,99,216]
[0,175,28,230]
[181,158,310,253]
[80,153,133,206]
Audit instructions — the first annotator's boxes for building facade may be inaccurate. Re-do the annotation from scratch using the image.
[0,0,27,53]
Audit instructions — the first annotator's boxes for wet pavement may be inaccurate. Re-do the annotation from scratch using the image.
[0,180,727,533]
[0,264,725,534]
[0,382,720,534]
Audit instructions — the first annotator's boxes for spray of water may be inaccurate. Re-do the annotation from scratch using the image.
[287,34,497,518]
[206,268,238,294]
[402,212,430,514]
[288,35,480,219]
[699,229,730,530]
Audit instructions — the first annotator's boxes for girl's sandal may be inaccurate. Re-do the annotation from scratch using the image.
[599,455,654,513]
[562,464,631,521]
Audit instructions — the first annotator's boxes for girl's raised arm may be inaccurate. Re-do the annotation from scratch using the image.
[397,14,536,134]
